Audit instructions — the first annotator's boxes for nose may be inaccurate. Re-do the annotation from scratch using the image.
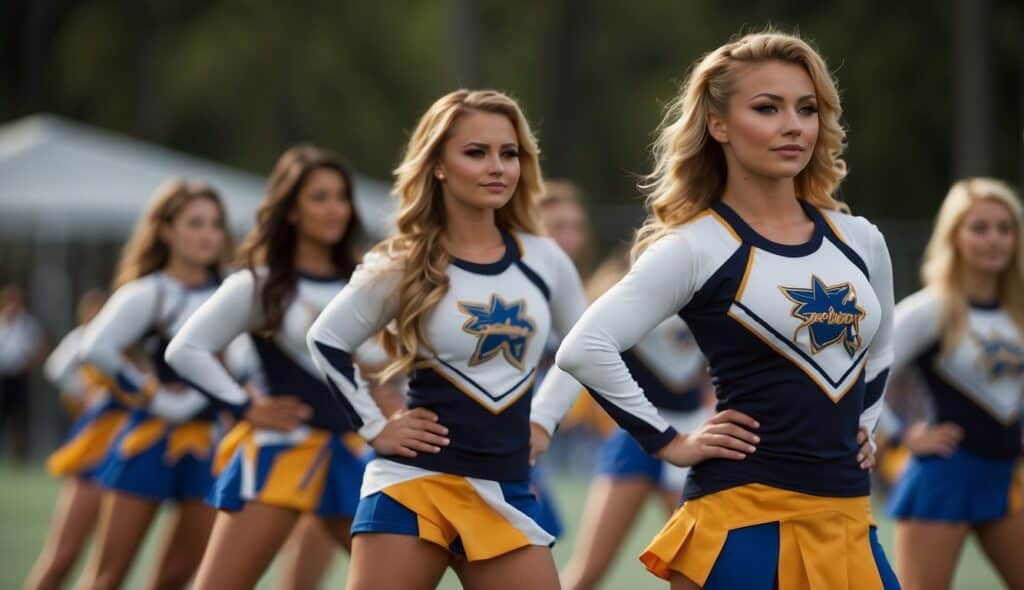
[782,107,803,138]
[487,153,505,176]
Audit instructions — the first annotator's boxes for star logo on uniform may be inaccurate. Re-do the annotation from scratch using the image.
[458,295,536,370]
[780,275,866,357]
[971,330,1024,381]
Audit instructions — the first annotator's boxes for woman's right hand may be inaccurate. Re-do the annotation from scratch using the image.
[903,421,963,457]
[244,396,313,432]
[370,407,450,458]
[655,409,760,467]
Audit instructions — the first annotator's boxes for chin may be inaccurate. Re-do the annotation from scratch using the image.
[471,193,514,211]
[316,230,346,246]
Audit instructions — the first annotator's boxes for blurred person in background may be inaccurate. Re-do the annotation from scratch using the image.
[885,178,1024,590]
[538,179,595,279]
[530,179,600,541]
[308,89,587,590]
[0,284,47,465]
[559,249,712,590]
[165,145,379,589]
[74,180,232,590]
[25,288,118,590]
[555,31,896,589]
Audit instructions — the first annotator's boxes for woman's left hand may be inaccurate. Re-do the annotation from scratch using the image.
[857,426,876,470]
[529,422,552,466]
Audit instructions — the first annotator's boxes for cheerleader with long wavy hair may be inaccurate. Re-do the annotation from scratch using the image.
[166,145,382,589]
[556,31,897,589]
[307,89,588,590]
[74,180,232,590]
[886,178,1024,590]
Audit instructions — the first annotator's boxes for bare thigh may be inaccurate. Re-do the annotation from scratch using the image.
[24,478,103,590]
[660,487,683,515]
[346,533,450,590]
[670,571,702,590]
[73,491,160,590]
[894,520,971,590]
[192,502,300,590]
[560,476,655,590]
[976,508,1024,590]
[320,516,353,552]
[146,499,216,590]
[276,514,340,590]
[456,545,559,590]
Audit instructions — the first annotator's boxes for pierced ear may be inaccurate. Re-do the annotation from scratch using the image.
[707,112,728,144]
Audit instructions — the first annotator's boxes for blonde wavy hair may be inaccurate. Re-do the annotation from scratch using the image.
[113,180,231,288]
[634,30,849,258]
[921,178,1024,353]
[373,89,544,381]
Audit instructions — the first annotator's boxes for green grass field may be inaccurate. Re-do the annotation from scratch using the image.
[1,464,1003,589]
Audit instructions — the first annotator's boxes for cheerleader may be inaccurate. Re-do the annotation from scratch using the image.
[554,32,898,589]
[74,180,231,590]
[165,146,376,589]
[559,251,712,590]
[307,89,587,590]
[886,178,1024,590]
[25,290,115,590]
[529,179,599,540]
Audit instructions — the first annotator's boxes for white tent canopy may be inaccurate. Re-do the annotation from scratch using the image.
[0,113,394,240]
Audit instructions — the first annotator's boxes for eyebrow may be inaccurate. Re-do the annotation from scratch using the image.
[463,141,519,149]
[749,93,817,102]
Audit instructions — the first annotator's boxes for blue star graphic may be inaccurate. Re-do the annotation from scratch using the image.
[780,275,867,357]
[458,295,536,370]
[971,330,1024,381]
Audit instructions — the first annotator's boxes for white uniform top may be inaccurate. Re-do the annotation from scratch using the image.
[625,316,707,411]
[166,268,360,432]
[557,201,894,500]
[44,326,90,401]
[80,272,218,422]
[308,229,588,482]
[890,288,1024,458]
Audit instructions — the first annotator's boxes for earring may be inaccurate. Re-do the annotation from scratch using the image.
[435,170,445,181]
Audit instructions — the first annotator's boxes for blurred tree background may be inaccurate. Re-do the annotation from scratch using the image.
[3,0,1022,247]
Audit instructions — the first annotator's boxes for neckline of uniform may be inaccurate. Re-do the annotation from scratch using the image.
[449,228,519,275]
[968,299,1001,311]
[711,198,824,257]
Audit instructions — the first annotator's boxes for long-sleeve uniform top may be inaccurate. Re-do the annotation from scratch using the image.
[166,269,356,432]
[79,272,219,422]
[45,326,91,402]
[557,201,894,501]
[624,316,707,412]
[308,230,588,482]
[889,289,1024,458]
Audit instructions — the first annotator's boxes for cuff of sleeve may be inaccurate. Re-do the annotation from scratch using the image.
[230,399,252,421]
[639,426,679,455]
[529,414,558,438]
[357,417,388,442]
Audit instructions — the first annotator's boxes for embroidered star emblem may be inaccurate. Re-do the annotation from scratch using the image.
[971,330,1024,381]
[458,295,536,370]
[780,275,867,357]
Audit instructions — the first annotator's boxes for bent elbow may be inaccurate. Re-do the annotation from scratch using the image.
[163,337,185,372]
[554,334,585,376]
